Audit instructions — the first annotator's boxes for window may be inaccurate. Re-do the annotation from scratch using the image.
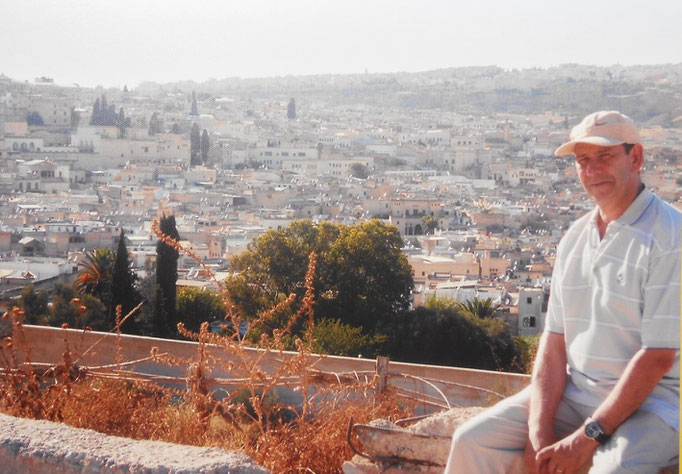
[527,297,533,304]
[522,316,536,328]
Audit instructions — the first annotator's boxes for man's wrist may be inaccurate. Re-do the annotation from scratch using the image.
[528,426,556,450]
[583,417,610,444]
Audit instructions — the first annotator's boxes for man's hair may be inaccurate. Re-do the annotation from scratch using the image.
[623,143,635,154]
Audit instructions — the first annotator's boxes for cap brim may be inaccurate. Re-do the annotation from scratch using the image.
[554,136,625,156]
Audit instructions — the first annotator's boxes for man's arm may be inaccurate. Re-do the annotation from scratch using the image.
[536,347,676,473]
[524,331,567,472]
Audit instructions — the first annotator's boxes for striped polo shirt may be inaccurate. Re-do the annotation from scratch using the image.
[545,187,681,430]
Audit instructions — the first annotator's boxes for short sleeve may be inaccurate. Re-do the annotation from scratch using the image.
[544,243,565,335]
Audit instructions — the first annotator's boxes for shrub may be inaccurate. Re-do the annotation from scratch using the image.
[309,318,387,357]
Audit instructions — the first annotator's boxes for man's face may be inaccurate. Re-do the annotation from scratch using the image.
[574,143,643,212]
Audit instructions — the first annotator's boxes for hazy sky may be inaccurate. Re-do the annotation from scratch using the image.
[2,0,681,88]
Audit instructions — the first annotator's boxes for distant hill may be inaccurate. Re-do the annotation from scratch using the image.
[133,64,682,124]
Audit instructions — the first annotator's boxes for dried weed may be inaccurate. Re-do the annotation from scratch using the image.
[0,220,414,473]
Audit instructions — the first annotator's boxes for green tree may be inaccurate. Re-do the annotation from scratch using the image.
[383,306,520,371]
[229,219,413,334]
[515,334,540,374]
[420,215,439,235]
[117,107,126,138]
[222,274,273,320]
[74,248,115,310]
[19,284,48,325]
[200,129,210,164]
[134,274,159,336]
[453,297,500,319]
[176,287,227,334]
[309,318,386,357]
[323,221,413,331]
[350,163,369,179]
[110,229,141,332]
[190,122,201,166]
[422,296,519,371]
[155,214,180,336]
[47,283,108,331]
[148,112,163,135]
[287,98,296,119]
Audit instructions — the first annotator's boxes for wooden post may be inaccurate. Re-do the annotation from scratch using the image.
[375,355,389,396]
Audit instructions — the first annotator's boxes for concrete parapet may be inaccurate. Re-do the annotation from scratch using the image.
[0,413,267,473]
[12,325,530,409]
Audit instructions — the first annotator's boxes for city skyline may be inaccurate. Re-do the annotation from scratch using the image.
[2,0,682,89]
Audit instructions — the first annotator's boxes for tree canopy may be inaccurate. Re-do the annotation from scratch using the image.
[227,219,413,333]
[19,284,48,325]
[176,287,226,334]
[74,248,114,309]
[383,304,520,372]
[47,283,109,331]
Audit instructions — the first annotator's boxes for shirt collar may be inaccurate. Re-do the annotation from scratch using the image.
[615,185,654,226]
[588,185,654,229]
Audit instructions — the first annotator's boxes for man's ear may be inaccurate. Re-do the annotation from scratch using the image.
[630,143,644,172]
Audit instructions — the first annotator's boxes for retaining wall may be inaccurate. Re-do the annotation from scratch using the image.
[12,325,530,407]
[1,325,531,472]
[0,413,267,473]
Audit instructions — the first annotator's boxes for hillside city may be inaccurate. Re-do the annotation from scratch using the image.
[1,63,681,342]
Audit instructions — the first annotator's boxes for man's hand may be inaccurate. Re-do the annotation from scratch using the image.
[524,433,557,473]
[535,428,598,474]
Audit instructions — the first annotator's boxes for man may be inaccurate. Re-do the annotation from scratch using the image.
[445,111,680,473]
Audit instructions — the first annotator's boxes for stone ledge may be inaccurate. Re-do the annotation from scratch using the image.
[0,413,268,473]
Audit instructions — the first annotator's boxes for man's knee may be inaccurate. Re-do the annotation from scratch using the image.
[449,415,486,452]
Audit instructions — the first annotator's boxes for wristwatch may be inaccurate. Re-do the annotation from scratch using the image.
[584,418,610,444]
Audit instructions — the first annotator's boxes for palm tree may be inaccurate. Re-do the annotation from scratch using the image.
[74,248,114,299]
[456,297,499,319]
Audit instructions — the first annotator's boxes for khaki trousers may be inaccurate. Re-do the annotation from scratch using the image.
[444,387,678,473]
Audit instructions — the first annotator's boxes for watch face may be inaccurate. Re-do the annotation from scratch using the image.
[585,421,602,439]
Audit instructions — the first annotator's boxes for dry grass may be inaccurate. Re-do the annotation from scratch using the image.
[0,219,415,473]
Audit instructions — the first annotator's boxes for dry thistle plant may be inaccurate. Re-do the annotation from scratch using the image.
[0,218,415,473]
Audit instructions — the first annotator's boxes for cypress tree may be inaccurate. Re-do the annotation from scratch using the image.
[155,215,180,336]
[200,129,210,164]
[117,108,126,138]
[287,98,296,119]
[111,229,140,332]
[190,122,201,166]
[90,99,100,125]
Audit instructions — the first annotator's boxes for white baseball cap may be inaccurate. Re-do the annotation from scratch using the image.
[554,111,641,156]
